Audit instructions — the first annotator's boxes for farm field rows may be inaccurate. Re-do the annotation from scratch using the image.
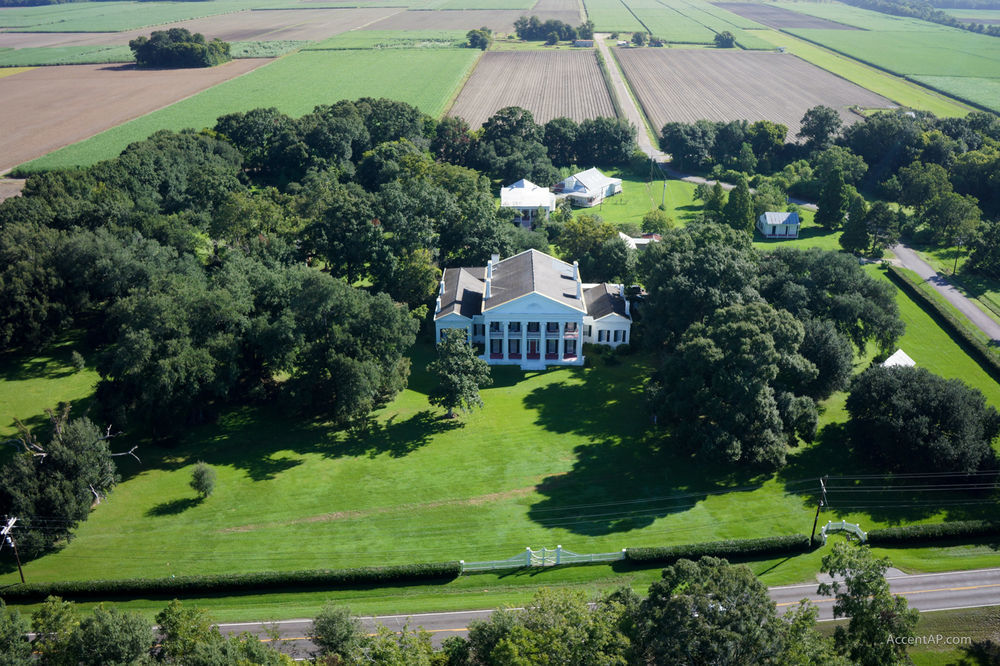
[0,7,401,50]
[911,76,1000,115]
[614,48,892,137]
[771,0,944,31]
[305,29,466,49]
[0,58,272,174]
[14,48,480,173]
[626,0,717,43]
[360,9,527,32]
[448,50,615,127]
[713,1,859,30]
[787,27,1000,111]
[0,0,300,32]
[657,0,774,48]
[0,41,303,67]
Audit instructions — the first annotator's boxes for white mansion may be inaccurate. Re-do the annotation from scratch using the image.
[433,249,632,370]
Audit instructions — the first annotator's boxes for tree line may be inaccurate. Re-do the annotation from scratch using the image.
[660,106,1000,276]
[513,16,594,42]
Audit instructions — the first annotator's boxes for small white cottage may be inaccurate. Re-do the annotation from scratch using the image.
[554,168,622,207]
[756,211,800,239]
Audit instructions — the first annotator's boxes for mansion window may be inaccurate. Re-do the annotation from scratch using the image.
[546,339,558,355]
[508,339,521,355]
[565,322,577,332]
[598,330,606,342]
[565,340,577,356]
[473,324,484,337]
[490,322,501,333]
[509,322,521,333]
[490,339,502,355]
[613,330,621,342]
[584,325,592,337]
[527,322,540,333]
[546,322,559,333]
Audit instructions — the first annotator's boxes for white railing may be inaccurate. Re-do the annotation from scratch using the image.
[819,520,867,546]
[461,546,625,573]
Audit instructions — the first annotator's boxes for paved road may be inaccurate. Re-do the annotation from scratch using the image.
[221,568,1000,658]
[891,243,1000,342]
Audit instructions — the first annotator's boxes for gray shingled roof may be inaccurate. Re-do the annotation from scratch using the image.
[436,266,485,319]
[584,283,628,320]
[486,249,585,312]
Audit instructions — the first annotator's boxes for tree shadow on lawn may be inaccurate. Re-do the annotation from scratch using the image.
[779,422,1000,525]
[145,496,202,517]
[115,404,459,483]
[523,361,770,536]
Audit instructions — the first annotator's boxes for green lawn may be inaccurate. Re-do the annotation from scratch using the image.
[15,47,481,173]
[752,209,843,252]
[578,172,699,229]
[751,29,971,117]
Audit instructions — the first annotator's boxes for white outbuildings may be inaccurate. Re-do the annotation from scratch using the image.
[500,179,557,227]
[882,349,916,368]
[756,211,801,239]
[554,167,623,207]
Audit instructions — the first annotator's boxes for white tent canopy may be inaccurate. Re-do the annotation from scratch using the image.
[882,349,916,367]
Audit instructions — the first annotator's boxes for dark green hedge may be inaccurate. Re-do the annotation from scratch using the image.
[0,562,461,602]
[886,266,1000,379]
[625,534,811,564]
[868,520,1000,546]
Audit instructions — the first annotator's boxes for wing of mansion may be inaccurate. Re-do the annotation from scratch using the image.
[434,249,632,370]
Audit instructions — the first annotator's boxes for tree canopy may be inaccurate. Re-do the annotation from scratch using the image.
[129,28,230,68]
[427,329,493,418]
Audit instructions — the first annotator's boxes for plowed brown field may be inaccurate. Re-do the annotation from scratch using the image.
[0,8,400,50]
[615,48,893,138]
[0,59,270,173]
[448,50,616,127]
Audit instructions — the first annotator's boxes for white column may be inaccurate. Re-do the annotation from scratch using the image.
[502,320,509,359]
[520,321,527,359]
[557,321,565,360]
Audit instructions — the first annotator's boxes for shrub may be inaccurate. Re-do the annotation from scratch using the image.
[190,462,216,499]
[70,351,85,372]
[867,520,1000,546]
[0,562,462,602]
[626,535,810,563]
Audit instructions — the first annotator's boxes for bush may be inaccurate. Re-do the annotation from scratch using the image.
[70,351,85,372]
[867,520,1000,546]
[190,461,216,499]
[311,603,361,656]
[626,535,810,563]
[0,562,462,602]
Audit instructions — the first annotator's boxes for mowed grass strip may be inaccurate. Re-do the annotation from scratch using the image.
[17,48,480,173]
[751,29,971,117]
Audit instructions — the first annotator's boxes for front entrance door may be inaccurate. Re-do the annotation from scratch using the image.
[528,339,539,357]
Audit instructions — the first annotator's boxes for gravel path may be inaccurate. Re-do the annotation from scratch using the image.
[594,34,665,160]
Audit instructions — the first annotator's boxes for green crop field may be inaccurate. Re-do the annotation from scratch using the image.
[787,28,1000,111]
[752,30,972,117]
[773,0,946,31]
[911,75,1000,114]
[654,0,774,48]
[0,0,290,32]
[306,29,466,49]
[625,0,717,42]
[583,0,645,33]
[15,48,480,173]
[0,41,303,67]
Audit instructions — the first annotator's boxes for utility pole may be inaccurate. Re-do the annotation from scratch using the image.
[809,477,828,549]
[0,517,25,583]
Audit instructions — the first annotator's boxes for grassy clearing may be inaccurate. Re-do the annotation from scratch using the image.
[16,48,480,173]
[0,0,289,32]
[573,172,699,228]
[0,331,99,440]
[751,29,971,117]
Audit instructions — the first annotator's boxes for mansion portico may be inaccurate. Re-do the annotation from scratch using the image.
[433,249,632,370]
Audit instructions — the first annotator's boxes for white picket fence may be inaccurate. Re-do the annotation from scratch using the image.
[819,520,867,546]
[461,546,625,573]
